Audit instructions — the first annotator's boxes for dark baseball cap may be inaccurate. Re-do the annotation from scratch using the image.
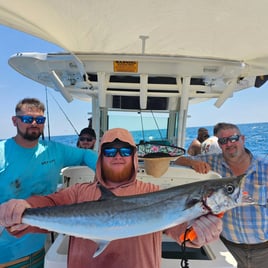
[78,127,96,138]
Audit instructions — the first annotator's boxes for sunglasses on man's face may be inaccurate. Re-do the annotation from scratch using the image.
[102,147,133,157]
[79,137,94,142]
[16,115,46,124]
[218,134,241,145]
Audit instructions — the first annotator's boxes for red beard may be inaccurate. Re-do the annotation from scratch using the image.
[102,159,133,183]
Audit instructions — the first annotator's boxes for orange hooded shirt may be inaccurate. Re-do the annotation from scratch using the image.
[24,128,186,268]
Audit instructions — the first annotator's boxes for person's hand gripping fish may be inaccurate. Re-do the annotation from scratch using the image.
[179,213,223,247]
[0,199,31,233]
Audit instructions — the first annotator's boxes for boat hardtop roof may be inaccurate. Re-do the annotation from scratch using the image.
[1,0,268,147]
[1,0,268,61]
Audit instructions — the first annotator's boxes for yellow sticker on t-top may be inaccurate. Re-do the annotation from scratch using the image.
[113,61,138,73]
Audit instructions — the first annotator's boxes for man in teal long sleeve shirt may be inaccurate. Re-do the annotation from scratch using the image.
[0,98,97,267]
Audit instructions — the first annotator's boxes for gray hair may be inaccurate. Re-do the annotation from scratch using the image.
[214,122,241,135]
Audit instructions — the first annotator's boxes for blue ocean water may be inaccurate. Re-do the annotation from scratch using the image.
[51,122,268,158]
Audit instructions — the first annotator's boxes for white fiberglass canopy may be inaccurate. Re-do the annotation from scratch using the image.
[0,0,267,63]
[1,0,268,146]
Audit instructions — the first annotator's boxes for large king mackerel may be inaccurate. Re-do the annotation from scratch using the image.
[22,176,253,256]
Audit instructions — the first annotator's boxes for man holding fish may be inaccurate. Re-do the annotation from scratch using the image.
[175,122,268,268]
[0,128,230,268]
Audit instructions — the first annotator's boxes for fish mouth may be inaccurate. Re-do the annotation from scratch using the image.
[201,199,213,214]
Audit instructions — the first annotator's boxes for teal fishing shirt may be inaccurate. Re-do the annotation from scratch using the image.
[0,138,97,263]
[191,151,268,244]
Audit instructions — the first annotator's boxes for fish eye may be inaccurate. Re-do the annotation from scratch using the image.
[225,183,235,194]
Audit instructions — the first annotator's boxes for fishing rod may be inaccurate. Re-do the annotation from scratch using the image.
[45,87,51,140]
[46,88,79,136]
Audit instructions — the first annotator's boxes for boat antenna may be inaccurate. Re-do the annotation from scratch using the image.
[45,87,51,140]
[48,90,79,135]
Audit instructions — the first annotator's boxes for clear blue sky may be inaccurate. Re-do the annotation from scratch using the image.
[1,25,268,139]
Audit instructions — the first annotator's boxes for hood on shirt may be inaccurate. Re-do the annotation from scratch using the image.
[95,128,138,188]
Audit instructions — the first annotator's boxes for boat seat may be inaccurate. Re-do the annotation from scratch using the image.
[61,166,95,187]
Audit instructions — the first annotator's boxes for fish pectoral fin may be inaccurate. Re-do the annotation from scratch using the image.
[93,240,110,258]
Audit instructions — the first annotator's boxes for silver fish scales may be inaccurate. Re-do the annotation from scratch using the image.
[22,176,254,256]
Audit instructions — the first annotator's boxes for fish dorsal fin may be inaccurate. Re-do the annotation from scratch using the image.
[93,240,110,257]
[98,184,117,200]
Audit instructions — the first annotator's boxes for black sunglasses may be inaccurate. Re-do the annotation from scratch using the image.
[79,137,94,142]
[103,147,133,157]
[218,134,240,145]
[16,115,46,124]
